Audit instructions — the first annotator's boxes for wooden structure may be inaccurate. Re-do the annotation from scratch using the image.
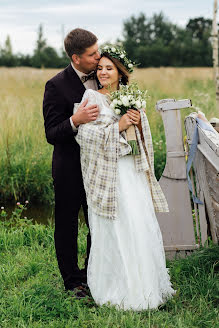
[212,0,219,112]
[155,99,199,259]
[185,113,219,244]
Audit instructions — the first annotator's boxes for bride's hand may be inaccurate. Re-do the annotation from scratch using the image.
[127,109,141,125]
[119,113,133,132]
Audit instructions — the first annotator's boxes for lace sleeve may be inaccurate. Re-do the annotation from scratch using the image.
[81,89,97,106]
[73,89,97,113]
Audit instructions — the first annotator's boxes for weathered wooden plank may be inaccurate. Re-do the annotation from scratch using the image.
[198,190,208,246]
[156,99,197,258]
[184,114,219,244]
[156,99,192,111]
[164,244,199,251]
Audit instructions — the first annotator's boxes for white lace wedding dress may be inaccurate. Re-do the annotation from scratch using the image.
[79,90,176,311]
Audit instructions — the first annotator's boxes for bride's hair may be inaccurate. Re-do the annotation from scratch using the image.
[100,53,129,86]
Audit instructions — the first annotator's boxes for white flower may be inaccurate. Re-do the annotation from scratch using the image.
[142,100,146,108]
[128,63,133,68]
[113,99,118,105]
[1,206,4,210]
[115,109,121,115]
[110,102,115,109]
[120,54,125,58]
[117,100,122,106]
[104,46,109,50]
[131,99,136,105]
[111,47,116,52]
[121,96,130,107]
[135,100,142,109]
[128,95,132,100]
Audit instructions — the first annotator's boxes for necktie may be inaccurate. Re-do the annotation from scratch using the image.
[81,72,96,83]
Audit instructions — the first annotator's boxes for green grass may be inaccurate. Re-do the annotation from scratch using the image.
[0,67,218,205]
[0,208,218,328]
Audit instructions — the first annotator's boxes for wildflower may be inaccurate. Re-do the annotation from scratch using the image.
[121,96,129,107]
[25,200,29,204]
[135,100,142,109]
[115,109,121,115]
[24,216,27,219]
[17,202,20,206]
[1,206,4,210]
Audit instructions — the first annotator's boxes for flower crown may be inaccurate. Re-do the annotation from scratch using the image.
[100,44,135,73]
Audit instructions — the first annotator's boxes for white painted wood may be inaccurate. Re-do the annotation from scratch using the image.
[156,99,192,111]
[155,99,197,258]
[164,244,199,251]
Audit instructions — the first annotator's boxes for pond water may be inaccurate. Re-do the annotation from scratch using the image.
[0,203,85,225]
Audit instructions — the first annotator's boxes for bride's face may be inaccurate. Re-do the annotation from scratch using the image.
[97,56,121,90]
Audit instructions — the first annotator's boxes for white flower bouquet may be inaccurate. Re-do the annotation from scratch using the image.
[109,82,148,155]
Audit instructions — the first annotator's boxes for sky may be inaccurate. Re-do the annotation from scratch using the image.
[0,0,214,55]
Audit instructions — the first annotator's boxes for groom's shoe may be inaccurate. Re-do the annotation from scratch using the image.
[69,285,89,299]
[80,268,87,284]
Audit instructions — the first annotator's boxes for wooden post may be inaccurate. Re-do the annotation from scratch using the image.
[212,0,219,111]
[155,99,198,259]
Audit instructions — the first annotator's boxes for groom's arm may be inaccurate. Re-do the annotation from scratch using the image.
[43,80,76,145]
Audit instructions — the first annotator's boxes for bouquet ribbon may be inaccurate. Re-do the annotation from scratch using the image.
[126,124,140,155]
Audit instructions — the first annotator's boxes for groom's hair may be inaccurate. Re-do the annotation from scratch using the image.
[64,28,98,59]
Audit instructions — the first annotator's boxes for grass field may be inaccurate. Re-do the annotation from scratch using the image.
[0,66,218,205]
[0,68,218,327]
[0,210,218,328]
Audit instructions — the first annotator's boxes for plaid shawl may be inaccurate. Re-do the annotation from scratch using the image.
[75,89,169,220]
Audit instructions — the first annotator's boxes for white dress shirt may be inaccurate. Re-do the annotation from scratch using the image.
[70,62,98,132]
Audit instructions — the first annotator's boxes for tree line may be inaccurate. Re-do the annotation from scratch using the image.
[0,12,215,68]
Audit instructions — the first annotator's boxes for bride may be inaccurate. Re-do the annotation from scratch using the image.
[75,45,176,311]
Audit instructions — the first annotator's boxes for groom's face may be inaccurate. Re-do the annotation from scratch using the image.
[73,42,100,73]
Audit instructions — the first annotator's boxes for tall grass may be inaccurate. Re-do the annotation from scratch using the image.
[0,211,218,328]
[0,67,218,205]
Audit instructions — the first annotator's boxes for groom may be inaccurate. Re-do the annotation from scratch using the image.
[43,28,100,296]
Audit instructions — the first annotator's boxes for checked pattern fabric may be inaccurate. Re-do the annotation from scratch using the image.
[75,89,169,220]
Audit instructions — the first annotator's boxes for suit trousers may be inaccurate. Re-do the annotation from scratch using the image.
[53,176,91,290]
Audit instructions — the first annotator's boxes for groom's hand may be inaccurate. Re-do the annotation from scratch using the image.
[71,99,99,127]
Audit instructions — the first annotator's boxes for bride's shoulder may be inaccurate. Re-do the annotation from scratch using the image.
[82,89,98,103]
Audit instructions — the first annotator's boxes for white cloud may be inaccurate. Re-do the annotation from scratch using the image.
[0,0,214,54]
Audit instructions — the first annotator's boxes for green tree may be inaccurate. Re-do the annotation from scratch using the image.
[0,35,15,66]
[4,35,13,56]
[122,12,180,67]
[35,24,47,54]
[122,13,213,67]
[32,24,47,68]
[186,17,212,41]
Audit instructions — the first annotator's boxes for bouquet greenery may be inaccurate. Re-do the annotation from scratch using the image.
[109,82,148,155]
